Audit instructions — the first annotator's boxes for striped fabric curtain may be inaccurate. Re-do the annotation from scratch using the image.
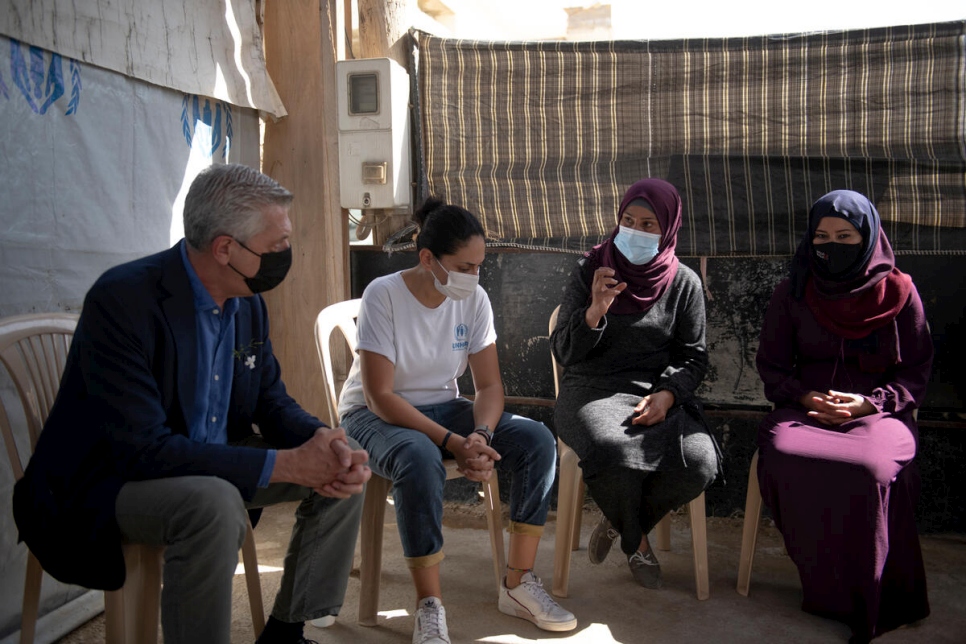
[413,22,966,256]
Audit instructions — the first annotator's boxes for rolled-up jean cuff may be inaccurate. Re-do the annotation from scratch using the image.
[406,551,445,569]
[508,521,544,538]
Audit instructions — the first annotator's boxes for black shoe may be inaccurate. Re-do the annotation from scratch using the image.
[588,516,620,564]
[628,549,663,589]
[255,616,317,644]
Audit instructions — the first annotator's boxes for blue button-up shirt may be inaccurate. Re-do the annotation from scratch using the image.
[179,241,275,487]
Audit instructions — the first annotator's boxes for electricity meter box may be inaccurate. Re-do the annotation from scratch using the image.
[337,58,412,210]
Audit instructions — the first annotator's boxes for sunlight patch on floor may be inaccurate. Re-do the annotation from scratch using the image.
[479,622,615,643]
[378,608,411,620]
[234,563,283,574]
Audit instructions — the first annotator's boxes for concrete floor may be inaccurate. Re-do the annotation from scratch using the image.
[59,499,966,643]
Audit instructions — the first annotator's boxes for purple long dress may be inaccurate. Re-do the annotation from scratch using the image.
[756,278,933,642]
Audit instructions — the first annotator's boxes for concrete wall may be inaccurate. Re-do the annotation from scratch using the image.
[350,248,966,533]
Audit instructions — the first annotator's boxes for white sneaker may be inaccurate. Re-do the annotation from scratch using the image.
[412,596,450,644]
[498,572,577,632]
[308,615,336,628]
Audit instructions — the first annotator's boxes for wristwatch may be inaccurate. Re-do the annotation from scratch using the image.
[473,424,493,445]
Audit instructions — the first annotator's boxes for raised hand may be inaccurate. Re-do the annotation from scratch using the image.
[586,267,628,328]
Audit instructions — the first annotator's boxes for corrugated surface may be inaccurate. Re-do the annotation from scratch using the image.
[415,23,966,254]
[0,0,286,117]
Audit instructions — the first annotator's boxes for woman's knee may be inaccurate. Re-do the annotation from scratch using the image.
[858,418,916,484]
[682,433,718,488]
[858,451,909,487]
[766,417,913,486]
[497,416,556,466]
[529,423,557,470]
[387,435,446,487]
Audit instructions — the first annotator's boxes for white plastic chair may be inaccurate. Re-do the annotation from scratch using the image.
[0,313,264,643]
[314,298,506,626]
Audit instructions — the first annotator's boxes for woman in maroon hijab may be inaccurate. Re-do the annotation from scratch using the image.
[756,189,933,642]
[551,178,719,589]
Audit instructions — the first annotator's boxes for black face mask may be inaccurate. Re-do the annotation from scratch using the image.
[812,241,863,278]
[229,239,292,294]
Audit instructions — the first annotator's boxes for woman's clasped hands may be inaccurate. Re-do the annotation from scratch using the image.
[454,432,501,482]
[800,390,876,425]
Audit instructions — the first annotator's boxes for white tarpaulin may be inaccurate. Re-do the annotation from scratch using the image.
[0,0,286,118]
[0,32,259,642]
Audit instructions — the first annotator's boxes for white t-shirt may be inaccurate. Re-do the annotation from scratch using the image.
[337,271,498,417]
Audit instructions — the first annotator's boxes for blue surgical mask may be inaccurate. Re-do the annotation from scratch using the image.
[614,226,661,265]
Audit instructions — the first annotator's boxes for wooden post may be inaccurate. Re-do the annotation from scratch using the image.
[358,0,413,245]
[358,0,410,62]
[261,0,349,424]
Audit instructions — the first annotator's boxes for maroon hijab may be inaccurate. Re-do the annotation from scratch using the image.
[790,190,912,340]
[585,178,682,314]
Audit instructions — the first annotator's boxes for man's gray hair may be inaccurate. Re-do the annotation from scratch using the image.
[183,164,294,251]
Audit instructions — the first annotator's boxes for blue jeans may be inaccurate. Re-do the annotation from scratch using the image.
[342,397,556,567]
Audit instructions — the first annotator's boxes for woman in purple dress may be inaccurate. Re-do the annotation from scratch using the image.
[756,190,933,642]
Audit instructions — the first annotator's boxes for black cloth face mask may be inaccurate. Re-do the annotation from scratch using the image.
[811,241,863,278]
[229,239,292,293]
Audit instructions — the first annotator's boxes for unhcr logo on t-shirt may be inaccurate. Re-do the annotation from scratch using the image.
[452,324,469,351]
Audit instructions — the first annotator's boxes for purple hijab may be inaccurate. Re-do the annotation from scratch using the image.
[790,190,913,340]
[790,190,890,299]
[585,178,682,314]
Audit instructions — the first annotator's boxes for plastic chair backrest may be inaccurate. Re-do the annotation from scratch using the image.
[313,299,362,426]
[549,305,562,398]
[0,313,78,480]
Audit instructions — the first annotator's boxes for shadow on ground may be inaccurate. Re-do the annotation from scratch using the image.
[58,499,966,643]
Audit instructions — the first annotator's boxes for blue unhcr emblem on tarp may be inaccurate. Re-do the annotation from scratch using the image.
[8,39,81,114]
[181,95,233,159]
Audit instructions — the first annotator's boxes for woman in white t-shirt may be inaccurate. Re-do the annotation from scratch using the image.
[339,198,576,644]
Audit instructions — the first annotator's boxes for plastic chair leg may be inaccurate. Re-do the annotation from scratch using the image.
[358,474,391,626]
[689,492,710,600]
[552,442,583,598]
[103,587,124,644]
[135,547,163,644]
[736,449,763,596]
[242,517,265,636]
[570,479,584,550]
[106,544,163,644]
[19,551,42,644]
[482,475,506,594]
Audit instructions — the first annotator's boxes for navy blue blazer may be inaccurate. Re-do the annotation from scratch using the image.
[13,244,323,590]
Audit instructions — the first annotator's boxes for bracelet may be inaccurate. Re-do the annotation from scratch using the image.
[473,424,493,445]
[440,431,454,450]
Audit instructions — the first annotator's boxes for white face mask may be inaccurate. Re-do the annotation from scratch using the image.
[433,257,479,301]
